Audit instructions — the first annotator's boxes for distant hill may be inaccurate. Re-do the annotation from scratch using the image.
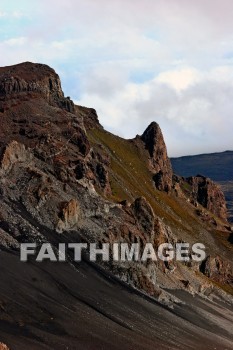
[171,151,233,222]
[171,150,233,181]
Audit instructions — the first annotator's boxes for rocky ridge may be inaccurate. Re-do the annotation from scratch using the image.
[0,62,232,349]
[0,62,74,112]
[173,174,228,221]
[0,62,231,290]
[186,175,228,220]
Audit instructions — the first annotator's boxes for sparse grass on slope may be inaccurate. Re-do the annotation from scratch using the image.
[87,125,233,261]
[87,127,224,241]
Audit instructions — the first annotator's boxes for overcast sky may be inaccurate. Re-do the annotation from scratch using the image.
[0,0,233,156]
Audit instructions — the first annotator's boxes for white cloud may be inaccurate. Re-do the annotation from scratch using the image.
[156,68,201,92]
[3,37,27,46]
[0,0,233,155]
[76,64,233,156]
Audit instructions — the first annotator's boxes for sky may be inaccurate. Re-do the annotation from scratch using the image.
[0,0,233,156]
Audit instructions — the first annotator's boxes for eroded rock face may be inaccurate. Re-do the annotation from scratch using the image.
[200,255,233,284]
[0,62,74,112]
[187,175,228,221]
[109,197,179,294]
[131,197,155,237]
[0,140,31,173]
[141,122,173,192]
[0,61,232,313]
[57,199,81,233]
[75,150,111,196]
[172,174,228,221]
[0,62,112,197]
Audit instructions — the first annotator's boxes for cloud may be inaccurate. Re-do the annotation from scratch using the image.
[76,65,233,156]
[0,0,233,156]
[156,68,201,92]
[3,36,27,46]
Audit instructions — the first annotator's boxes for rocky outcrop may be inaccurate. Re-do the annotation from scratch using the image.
[0,63,112,197]
[78,106,101,129]
[0,141,31,174]
[187,175,228,221]
[0,62,74,112]
[172,174,228,221]
[141,122,173,192]
[75,150,111,195]
[56,199,81,232]
[0,61,232,338]
[200,255,233,284]
[131,197,155,237]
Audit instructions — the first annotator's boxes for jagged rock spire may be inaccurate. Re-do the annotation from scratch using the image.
[141,122,173,192]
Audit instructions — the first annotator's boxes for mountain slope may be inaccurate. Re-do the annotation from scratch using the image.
[0,62,233,349]
[0,250,233,350]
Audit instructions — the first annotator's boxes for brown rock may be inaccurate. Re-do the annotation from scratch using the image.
[0,62,74,112]
[187,175,228,221]
[0,62,111,197]
[75,151,111,196]
[141,122,173,192]
[131,197,155,237]
[200,255,233,284]
[0,343,10,350]
[56,199,81,232]
[79,106,101,129]
[0,140,30,173]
